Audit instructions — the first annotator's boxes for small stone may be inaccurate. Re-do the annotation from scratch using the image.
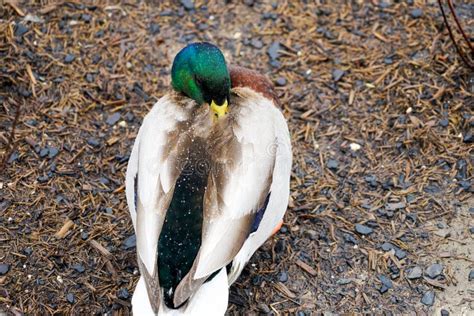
[85,73,94,83]
[441,309,449,316]
[66,293,75,304]
[258,303,271,313]
[349,143,361,151]
[0,264,10,275]
[64,54,76,63]
[336,278,351,285]
[81,14,92,22]
[332,69,345,82]
[37,175,49,183]
[386,202,406,211]
[326,159,339,170]
[122,234,136,250]
[421,291,435,306]
[469,227,474,234]
[276,77,287,86]
[425,263,443,279]
[117,288,129,299]
[81,231,89,240]
[244,0,255,6]
[343,233,358,244]
[410,8,423,18]
[8,152,19,163]
[87,137,100,147]
[468,269,474,281]
[395,249,407,260]
[48,147,59,158]
[39,148,49,158]
[72,263,85,273]
[439,118,449,127]
[268,41,281,60]
[381,242,394,252]
[463,131,473,143]
[379,285,389,294]
[274,239,285,253]
[15,23,29,37]
[355,224,373,235]
[250,38,263,49]
[106,112,121,125]
[149,23,160,34]
[379,275,392,289]
[279,271,288,282]
[180,0,194,10]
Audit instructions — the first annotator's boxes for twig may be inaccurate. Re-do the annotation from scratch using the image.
[437,0,474,70]
[0,100,21,171]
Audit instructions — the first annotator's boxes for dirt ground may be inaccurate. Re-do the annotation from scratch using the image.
[1,1,473,315]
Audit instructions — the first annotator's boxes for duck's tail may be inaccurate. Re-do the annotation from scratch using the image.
[132,268,229,316]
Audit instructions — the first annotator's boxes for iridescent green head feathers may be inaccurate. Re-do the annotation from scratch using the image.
[171,42,231,107]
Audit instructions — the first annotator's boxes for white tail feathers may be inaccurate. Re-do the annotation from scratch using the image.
[132,268,228,316]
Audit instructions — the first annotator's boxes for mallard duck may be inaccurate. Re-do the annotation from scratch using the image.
[125,42,292,315]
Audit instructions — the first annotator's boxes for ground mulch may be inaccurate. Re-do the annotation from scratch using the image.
[1,1,473,315]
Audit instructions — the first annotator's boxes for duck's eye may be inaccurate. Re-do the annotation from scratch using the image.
[195,76,203,86]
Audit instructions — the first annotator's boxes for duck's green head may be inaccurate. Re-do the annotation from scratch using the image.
[171,42,230,118]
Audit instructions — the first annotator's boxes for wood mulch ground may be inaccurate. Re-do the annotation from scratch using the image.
[1,1,473,315]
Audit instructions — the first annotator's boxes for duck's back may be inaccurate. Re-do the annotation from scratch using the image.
[126,77,291,314]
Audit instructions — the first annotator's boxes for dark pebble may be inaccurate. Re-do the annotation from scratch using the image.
[37,175,49,183]
[23,247,33,256]
[425,263,443,279]
[469,227,474,234]
[0,264,10,275]
[384,57,393,65]
[276,77,287,86]
[395,249,407,260]
[332,69,345,82]
[180,0,194,10]
[117,288,129,300]
[66,293,75,304]
[122,234,136,250]
[421,291,435,306]
[274,239,285,253]
[297,312,306,316]
[336,278,351,285]
[326,159,339,170]
[85,73,94,83]
[48,147,59,158]
[468,269,474,281]
[258,303,271,313]
[268,41,281,60]
[355,224,373,235]
[106,112,121,125]
[379,285,389,294]
[410,8,423,18]
[14,23,29,37]
[343,233,358,244]
[87,137,100,147]
[244,0,254,6]
[463,131,473,143]
[95,29,105,38]
[71,263,84,273]
[7,152,18,164]
[279,271,288,282]
[379,275,392,289]
[81,14,92,22]
[81,231,89,240]
[149,23,160,35]
[439,118,449,127]
[40,148,49,158]
[250,38,263,49]
[36,278,45,285]
[381,242,394,251]
[441,309,449,316]
[64,54,76,63]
